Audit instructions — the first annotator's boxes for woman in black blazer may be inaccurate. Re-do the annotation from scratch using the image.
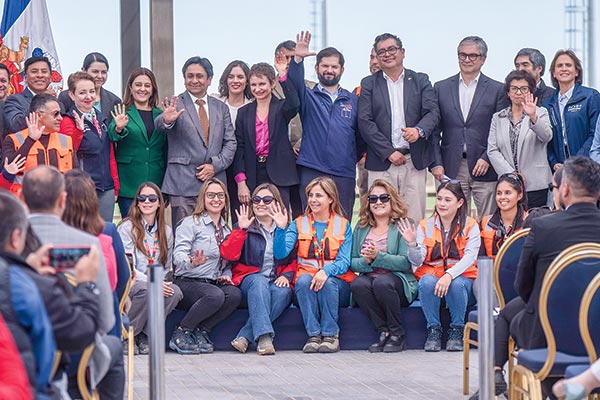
[233,55,299,209]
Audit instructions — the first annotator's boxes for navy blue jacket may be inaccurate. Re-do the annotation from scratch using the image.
[543,83,600,169]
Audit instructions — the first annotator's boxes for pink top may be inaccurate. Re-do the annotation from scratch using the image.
[365,230,392,277]
[98,233,118,291]
[255,113,269,157]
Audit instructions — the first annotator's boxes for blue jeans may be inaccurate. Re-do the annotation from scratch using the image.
[237,274,292,342]
[117,197,134,219]
[295,274,350,337]
[418,274,474,328]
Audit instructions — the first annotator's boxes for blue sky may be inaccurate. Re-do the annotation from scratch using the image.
[3,0,567,96]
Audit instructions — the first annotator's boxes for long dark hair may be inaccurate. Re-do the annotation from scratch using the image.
[496,172,528,211]
[435,180,468,238]
[218,60,251,100]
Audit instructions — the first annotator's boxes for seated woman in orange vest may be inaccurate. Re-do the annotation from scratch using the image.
[271,176,355,354]
[398,180,480,352]
[1,94,76,194]
[480,173,527,259]
[221,183,297,355]
[350,179,418,353]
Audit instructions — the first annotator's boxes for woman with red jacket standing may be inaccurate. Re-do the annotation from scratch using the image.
[221,183,296,355]
[60,71,119,222]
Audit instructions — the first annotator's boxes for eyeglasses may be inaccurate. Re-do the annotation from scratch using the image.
[548,183,559,191]
[367,194,391,204]
[458,52,482,61]
[509,86,531,94]
[376,46,400,57]
[206,192,226,200]
[137,194,159,203]
[251,195,274,205]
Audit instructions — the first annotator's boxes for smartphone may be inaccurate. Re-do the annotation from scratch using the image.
[49,246,91,271]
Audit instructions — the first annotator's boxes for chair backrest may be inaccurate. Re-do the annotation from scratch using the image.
[494,228,530,308]
[537,243,600,379]
[579,271,600,362]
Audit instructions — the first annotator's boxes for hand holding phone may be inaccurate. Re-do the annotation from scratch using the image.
[49,246,91,272]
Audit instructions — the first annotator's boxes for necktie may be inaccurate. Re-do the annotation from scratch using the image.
[195,99,209,144]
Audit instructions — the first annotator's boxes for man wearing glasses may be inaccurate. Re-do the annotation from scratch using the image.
[431,36,508,218]
[2,94,76,194]
[358,33,439,224]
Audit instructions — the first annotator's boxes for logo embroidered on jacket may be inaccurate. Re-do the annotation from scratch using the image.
[567,104,582,112]
[341,103,352,119]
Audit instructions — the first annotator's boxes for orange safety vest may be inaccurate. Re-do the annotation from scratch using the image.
[7,129,74,194]
[480,214,525,259]
[295,214,356,284]
[415,215,478,280]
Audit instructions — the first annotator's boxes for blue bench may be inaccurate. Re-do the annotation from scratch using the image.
[165,301,458,351]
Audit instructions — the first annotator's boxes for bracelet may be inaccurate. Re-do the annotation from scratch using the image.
[407,241,417,248]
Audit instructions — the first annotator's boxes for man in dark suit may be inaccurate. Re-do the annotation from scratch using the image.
[358,33,439,223]
[0,63,9,140]
[431,36,508,218]
[514,48,555,106]
[4,56,55,135]
[155,56,236,225]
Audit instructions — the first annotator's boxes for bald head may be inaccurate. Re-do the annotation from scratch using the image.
[22,166,65,213]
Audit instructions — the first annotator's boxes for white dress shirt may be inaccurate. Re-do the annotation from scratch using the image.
[188,92,210,121]
[458,73,480,120]
[384,70,409,149]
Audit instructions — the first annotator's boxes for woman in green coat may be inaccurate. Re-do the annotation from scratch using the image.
[109,68,167,217]
[350,179,418,353]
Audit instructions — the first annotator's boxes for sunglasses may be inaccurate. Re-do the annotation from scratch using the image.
[206,192,226,200]
[252,195,275,205]
[137,194,159,203]
[367,194,391,204]
[548,183,559,191]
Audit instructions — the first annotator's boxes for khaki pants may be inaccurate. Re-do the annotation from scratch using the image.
[455,159,496,219]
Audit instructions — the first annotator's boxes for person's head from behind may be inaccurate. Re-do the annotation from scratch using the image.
[250,183,284,223]
[62,169,104,236]
[218,60,251,100]
[67,71,96,113]
[523,206,553,229]
[193,178,229,222]
[559,157,600,209]
[504,69,536,107]
[495,173,527,213]
[29,94,63,133]
[304,177,344,217]
[514,48,546,84]
[315,47,345,87]
[123,67,159,109]
[551,167,564,210]
[0,190,29,254]
[23,56,52,94]
[249,63,276,102]
[22,166,66,215]
[435,180,468,237]
[359,179,407,228]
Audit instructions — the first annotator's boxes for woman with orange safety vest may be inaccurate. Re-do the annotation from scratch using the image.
[398,180,480,352]
[271,176,355,354]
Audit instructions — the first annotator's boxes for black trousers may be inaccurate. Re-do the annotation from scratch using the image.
[494,296,526,367]
[527,188,549,209]
[175,278,242,332]
[351,273,410,336]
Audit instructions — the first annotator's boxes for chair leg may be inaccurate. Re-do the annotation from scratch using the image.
[508,337,516,397]
[463,323,471,395]
[128,326,134,400]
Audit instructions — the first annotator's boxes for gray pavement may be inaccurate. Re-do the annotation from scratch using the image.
[129,349,480,399]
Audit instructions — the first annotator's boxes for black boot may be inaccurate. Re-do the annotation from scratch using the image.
[368,331,389,353]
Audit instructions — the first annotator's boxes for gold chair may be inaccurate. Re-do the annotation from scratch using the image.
[77,343,99,400]
[120,255,134,400]
[510,243,600,399]
[463,228,530,395]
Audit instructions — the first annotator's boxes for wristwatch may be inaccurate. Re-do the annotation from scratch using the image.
[80,281,100,295]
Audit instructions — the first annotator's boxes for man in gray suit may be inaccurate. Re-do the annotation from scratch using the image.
[22,166,124,399]
[431,36,508,218]
[156,57,236,225]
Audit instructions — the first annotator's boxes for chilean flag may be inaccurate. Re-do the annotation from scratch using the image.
[0,0,63,94]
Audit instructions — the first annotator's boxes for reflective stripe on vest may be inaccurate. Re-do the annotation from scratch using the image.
[296,214,346,269]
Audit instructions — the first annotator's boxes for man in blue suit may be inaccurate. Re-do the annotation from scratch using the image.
[431,36,508,218]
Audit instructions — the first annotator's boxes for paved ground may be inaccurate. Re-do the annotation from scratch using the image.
[129,349,480,399]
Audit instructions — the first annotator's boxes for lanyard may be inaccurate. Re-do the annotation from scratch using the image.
[143,232,159,265]
[308,213,332,267]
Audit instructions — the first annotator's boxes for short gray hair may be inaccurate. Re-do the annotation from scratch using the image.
[514,48,546,77]
[0,190,28,251]
[457,36,488,58]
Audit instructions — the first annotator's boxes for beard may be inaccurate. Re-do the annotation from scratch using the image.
[318,72,341,87]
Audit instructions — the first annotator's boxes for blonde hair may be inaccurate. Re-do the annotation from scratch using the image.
[192,178,230,222]
[358,179,408,228]
[304,177,344,217]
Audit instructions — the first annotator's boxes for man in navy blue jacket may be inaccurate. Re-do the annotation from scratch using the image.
[287,31,363,219]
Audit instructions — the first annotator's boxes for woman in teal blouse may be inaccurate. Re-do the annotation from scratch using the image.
[108,67,166,217]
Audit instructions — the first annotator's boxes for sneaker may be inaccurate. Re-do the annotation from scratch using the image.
[382,334,406,353]
[318,335,339,353]
[446,326,464,352]
[468,369,508,399]
[231,336,249,353]
[424,326,443,352]
[257,334,275,356]
[135,333,149,355]
[368,331,389,353]
[302,335,322,353]
[193,328,214,354]
[123,339,139,356]
[169,327,200,354]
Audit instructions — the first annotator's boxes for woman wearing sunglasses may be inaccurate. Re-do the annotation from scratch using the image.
[398,180,480,352]
[232,56,299,211]
[117,182,183,354]
[350,179,417,353]
[487,69,553,209]
[271,176,355,353]
[171,178,242,354]
[221,183,297,355]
